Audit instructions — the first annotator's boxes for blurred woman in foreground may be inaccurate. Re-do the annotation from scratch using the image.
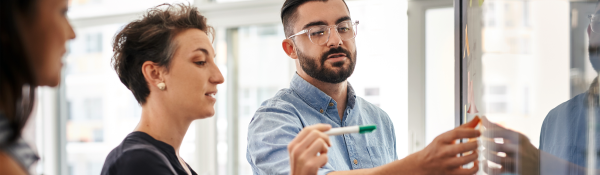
[0,0,76,174]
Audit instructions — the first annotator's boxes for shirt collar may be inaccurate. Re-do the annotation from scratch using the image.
[290,73,356,112]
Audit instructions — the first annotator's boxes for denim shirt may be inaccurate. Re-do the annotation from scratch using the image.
[540,91,600,174]
[246,74,397,175]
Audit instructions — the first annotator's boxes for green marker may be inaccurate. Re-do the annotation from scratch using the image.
[324,125,377,136]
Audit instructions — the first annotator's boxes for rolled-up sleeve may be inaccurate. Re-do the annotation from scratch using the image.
[246,100,336,175]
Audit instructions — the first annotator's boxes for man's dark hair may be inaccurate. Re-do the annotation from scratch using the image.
[112,3,213,104]
[281,0,349,38]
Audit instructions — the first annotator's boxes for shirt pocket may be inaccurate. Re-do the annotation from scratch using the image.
[366,146,395,167]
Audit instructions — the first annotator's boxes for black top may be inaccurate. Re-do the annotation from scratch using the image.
[101,131,197,175]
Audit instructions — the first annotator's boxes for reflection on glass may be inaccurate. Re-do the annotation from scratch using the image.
[462,0,600,174]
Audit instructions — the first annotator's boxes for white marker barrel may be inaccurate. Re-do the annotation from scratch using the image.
[324,126,360,136]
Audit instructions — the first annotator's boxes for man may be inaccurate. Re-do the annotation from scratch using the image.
[481,1,600,174]
[246,0,481,174]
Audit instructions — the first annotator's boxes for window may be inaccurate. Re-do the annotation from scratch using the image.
[459,0,598,173]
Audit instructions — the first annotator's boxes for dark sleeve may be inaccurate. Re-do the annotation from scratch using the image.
[107,150,174,175]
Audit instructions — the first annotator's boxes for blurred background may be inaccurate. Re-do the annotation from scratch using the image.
[20,0,598,174]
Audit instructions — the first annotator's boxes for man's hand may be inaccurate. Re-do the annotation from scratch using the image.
[288,124,332,175]
[480,116,540,175]
[411,117,481,175]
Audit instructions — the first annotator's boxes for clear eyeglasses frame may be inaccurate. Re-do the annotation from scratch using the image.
[288,20,359,46]
[589,14,600,33]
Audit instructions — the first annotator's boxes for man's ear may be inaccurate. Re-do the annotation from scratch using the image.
[141,61,164,91]
[283,39,299,60]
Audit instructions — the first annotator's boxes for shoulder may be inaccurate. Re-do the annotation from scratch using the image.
[355,96,391,121]
[0,151,27,175]
[540,93,586,148]
[251,88,304,124]
[102,147,174,175]
[258,88,300,110]
[101,134,174,175]
[543,93,585,127]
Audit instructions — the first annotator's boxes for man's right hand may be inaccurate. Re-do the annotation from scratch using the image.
[409,117,481,175]
[288,124,332,175]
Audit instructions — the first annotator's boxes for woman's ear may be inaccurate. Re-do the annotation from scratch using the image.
[141,61,164,91]
[282,39,298,60]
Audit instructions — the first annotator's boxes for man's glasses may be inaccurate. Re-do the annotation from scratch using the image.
[589,14,600,33]
[288,20,359,46]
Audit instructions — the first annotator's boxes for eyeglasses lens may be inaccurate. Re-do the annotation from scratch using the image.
[307,21,357,45]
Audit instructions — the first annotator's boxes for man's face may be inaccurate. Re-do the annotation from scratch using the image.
[589,3,600,71]
[292,0,357,84]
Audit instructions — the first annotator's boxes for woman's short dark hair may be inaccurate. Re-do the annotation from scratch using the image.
[0,0,37,143]
[112,3,213,104]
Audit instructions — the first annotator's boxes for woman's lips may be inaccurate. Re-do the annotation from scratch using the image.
[205,91,217,101]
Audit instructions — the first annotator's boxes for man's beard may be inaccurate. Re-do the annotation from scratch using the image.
[297,47,356,84]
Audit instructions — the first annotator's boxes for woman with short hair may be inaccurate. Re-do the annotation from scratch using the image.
[100,4,222,175]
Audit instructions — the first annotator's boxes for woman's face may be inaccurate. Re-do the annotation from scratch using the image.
[163,28,224,119]
[18,0,76,86]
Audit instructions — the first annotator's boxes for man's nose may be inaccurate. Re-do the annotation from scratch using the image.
[326,28,343,48]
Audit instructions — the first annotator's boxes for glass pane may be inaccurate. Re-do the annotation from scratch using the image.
[425,7,455,145]
[462,0,599,174]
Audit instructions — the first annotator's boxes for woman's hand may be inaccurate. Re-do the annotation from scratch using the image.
[288,124,332,175]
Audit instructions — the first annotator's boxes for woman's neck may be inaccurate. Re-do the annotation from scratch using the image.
[136,100,192,155]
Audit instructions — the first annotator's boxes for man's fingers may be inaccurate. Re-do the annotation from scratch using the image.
[483,149,506,164]
[302,138,329,160]
[482,149,516,169]
[442,141,478,157]
[482,161,505,175]
[312,124,332,132]
[481,139,518,155]
[292,129,326,157]
[314,152,328,168]
[439,128,481,143]
[289,124,332,151]
[480,116,503,129]
[308,124,332,147]
[458,116,481,129]
[290,123,331,144]
[445,151,478,168]
[447,161,479,175]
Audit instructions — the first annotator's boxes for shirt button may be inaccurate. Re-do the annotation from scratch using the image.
[353,159,358,165]
[320,109,324,113]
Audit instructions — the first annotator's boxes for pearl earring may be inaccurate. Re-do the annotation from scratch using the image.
[157,82,166,90]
